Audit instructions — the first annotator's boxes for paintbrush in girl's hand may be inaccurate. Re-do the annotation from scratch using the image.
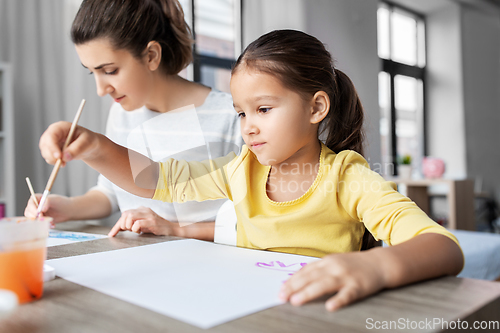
[36,99,86,218]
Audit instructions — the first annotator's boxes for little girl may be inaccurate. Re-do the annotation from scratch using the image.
[38,29,463,311]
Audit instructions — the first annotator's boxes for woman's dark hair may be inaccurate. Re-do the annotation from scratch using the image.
[71,0,193,75]
[232,29,365,156]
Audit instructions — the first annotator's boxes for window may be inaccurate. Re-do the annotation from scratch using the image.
[179,0,241,93]
[377,2,426,176]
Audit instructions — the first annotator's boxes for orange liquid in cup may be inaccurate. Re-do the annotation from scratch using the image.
[0,246,46,303]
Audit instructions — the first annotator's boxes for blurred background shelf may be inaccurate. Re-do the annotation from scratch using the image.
[0,62,15,218]
[387,177,475,230]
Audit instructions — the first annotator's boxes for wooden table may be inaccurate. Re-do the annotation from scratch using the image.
[387,178,475,231]
[1,223,499,333]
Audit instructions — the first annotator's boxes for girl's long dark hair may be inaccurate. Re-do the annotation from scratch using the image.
[71,0,193,75]
[232,29,365,156]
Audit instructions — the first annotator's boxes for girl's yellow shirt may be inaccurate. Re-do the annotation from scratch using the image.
[154,143,459,258]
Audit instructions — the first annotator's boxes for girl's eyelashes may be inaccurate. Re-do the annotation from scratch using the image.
[236,108,271,117]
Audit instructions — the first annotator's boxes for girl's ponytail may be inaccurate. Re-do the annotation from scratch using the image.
[321,68,365,156]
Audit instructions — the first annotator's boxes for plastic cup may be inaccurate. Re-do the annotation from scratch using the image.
[0,217,50,304]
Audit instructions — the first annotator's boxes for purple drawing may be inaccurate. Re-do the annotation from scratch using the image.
[255,261,308,275]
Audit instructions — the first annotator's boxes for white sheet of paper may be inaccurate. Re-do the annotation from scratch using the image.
[47,230,107,247]
[46,239,319,328]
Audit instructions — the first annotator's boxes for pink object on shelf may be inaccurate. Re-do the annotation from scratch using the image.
[0,204,4,218]
[423,157,445,178]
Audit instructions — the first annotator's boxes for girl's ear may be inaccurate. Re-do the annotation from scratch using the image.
[310,91,330,124]
[145,41,162,71]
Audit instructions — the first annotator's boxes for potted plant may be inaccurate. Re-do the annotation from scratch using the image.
[398,154,412,179]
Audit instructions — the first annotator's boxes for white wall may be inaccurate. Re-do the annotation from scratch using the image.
[243,0,381,166]
[304,0,380,166]
[242,0,306,47]
[427,2,500,201]
[426,3,467,179]
[460,5,500,197]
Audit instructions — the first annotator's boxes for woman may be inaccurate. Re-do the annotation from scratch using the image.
[25,0,242,240]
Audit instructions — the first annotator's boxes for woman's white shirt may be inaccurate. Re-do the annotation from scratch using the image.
[90,90,242,229]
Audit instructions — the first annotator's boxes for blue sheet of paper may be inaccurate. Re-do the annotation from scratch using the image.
[47,230,107,247]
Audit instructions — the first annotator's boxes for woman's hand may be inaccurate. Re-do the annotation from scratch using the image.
[39,121,101,166]
[24,193,74,225]
[279,250,388,311]
[108,206,180,237]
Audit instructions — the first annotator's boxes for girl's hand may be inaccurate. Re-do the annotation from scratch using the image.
[24,193,73,225]
[39,121,101,166]
[279,251,388,311]
[108,207,180,237]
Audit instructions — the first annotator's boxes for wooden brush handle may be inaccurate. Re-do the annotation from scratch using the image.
[42,99,86,192]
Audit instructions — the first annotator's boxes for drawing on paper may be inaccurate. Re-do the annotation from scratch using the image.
[49,231,103,241]
[255,261,307,275]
